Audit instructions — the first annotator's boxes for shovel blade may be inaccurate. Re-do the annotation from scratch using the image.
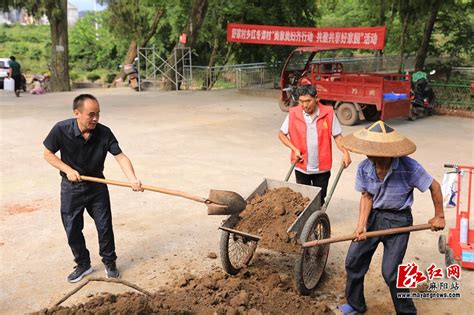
[207,190,246,215]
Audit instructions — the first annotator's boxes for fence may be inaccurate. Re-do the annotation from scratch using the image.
[187,55,458,91]
[182,57,473,110]
[431,83,473,110]
[189,63,278,90]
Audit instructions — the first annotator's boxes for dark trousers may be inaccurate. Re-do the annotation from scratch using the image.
[60,178,117,266]
[295,170,330,206]
[12,74,21,91]
[345,208,416,315]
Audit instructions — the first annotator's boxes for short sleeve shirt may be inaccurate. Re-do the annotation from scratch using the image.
[280,108,342,174]
[355,156,433,210]
[9,60,21,76]
[43,118,122,178]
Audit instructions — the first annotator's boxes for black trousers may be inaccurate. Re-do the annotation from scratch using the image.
[345,208,416,315]
[60,178,117,266]
[12,74,21,91]
[295,170,331,206]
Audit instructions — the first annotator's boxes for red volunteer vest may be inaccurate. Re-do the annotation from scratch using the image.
[288,103,334,172]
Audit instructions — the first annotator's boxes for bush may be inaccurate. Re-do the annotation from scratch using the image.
[86,73,101,82]
[106,73,116,83]
[69,72,79,81]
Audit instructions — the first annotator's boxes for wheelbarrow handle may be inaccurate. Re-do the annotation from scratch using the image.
[284,161,298,182]
[80,175,208,204]
[302,223,432,247]
[284,157,303,182]
[321,164,344,212]
[444,164,457,169]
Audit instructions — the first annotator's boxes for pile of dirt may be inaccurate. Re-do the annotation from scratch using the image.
[235,187,310,253]
[35,253,344,314]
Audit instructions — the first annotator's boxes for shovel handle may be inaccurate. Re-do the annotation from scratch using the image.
[302,223,432,247]
[80,176,208,204]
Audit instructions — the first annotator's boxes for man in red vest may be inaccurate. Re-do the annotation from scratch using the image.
[278,85,351,205]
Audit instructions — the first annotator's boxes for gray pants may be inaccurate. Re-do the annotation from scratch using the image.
[345,208,417,314]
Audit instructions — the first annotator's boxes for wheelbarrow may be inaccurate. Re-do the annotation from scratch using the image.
[218,177,324,294]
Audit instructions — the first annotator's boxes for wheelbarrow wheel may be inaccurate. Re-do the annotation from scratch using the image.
[295,210,331,295]
[220,229,257,275]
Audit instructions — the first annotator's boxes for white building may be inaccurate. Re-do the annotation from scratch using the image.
[67,2,79,26]
[0,2,79,26]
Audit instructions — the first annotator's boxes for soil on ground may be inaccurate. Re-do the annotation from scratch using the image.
[235,187,310,253]
[34,252,344,315]
[35,188,335,315]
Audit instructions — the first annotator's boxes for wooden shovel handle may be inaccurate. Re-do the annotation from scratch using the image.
[302,223,432,247]
[80,175,208,204]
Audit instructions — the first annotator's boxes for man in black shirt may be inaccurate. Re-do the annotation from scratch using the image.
[43,94,143,283]
[8,56,22,97]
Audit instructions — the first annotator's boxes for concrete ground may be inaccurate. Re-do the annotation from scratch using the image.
[0,88,473,314]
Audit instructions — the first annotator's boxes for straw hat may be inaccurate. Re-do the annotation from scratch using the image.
[341,121,416,157]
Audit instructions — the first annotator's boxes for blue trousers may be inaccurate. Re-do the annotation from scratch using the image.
[60,178,117,266]
[345,208,417,314]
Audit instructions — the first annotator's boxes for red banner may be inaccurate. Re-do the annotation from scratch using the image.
[227,23,386,50]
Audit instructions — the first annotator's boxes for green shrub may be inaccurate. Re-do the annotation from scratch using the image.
[69,72,79,81]
[0,31,9,42]
[106,73,116,83]
[86,73,101,82]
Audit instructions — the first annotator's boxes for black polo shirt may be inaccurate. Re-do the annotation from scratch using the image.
[43,118,122,179]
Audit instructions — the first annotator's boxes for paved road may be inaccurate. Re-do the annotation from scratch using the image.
[0,88,472,313]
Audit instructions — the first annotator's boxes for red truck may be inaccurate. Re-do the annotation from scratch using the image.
[279,47,412,125]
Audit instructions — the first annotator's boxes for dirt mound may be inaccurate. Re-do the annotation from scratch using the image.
[34,188,345,314]
[35,253,342,314]
[235,187,310,253]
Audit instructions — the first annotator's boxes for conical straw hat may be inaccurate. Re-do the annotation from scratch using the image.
[341,121,416,157]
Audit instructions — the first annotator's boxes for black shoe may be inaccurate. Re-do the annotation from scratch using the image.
[105,261,120,279]
[67,264,93,283]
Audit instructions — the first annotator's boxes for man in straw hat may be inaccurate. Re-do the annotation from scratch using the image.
[278,85,351,205]
[336,121,444,315]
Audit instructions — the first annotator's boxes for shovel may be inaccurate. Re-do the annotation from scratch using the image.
[80,176,246,215]
[302,223,432,247]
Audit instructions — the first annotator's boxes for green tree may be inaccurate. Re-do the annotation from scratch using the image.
[435,1,473,60]
[230,0,317,64]
[69,11,123,72]
[100,0,165,83]
[414,0,443,71]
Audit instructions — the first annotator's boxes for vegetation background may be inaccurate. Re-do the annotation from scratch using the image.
[0,0,472,84]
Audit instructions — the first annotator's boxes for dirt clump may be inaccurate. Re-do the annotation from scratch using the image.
[34,253,339,314]
[235,187,310,253]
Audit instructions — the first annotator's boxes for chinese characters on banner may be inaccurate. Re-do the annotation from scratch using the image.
[227,23,386,50]
[397,263,461,289]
